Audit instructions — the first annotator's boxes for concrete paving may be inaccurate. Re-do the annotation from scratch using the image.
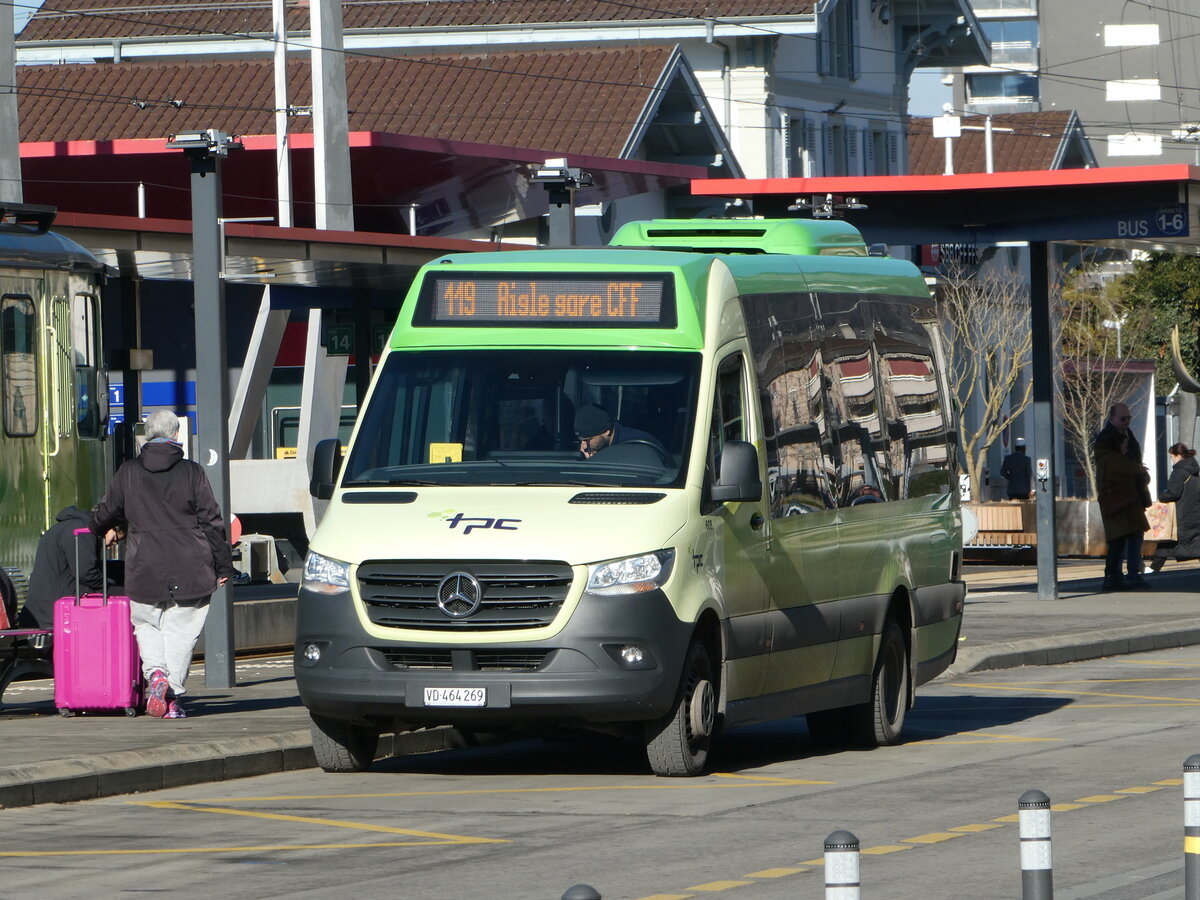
[2,557,1198,809]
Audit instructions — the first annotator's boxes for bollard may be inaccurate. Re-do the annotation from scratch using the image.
[1186,755,1200,900]
[824,830,861,899]
[561,885,601,900]
[1019,789,1053,900]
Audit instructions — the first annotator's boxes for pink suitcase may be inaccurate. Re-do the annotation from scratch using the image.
[53,528,142,716]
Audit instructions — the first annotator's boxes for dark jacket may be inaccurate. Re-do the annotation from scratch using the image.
[91,441,236,604]
[1094,426,1150,541]
[1000,450,1033,496]
[1160,455,1200,559]
[22,506,103,628]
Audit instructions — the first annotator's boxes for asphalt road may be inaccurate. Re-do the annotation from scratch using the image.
[6,646,1200,900]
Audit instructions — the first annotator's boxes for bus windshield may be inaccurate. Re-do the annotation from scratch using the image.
[342,349,701,488]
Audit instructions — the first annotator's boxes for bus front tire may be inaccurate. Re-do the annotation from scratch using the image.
[310,712,379,773]
[644,638,716,777]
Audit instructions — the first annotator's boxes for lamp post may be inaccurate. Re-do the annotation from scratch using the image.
[1102,316,1126,356]
[531,158,593,246]
[166,128,243,689]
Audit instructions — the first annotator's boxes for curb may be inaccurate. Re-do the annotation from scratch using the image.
[941,621,1200,679]
[0,725,462,810]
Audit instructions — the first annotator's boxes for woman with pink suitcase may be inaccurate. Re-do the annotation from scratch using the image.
[89,410,237,719]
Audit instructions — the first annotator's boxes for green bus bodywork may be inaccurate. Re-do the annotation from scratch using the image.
[296,219,965,776]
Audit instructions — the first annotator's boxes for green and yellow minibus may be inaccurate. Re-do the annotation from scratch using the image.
[296,218,966,776]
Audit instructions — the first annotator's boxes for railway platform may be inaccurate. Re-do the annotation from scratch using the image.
[1,558,1199,809]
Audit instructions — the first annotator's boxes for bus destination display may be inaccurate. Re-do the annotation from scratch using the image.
[428,275,668,326]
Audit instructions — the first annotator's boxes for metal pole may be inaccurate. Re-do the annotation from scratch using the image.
[985,115,994,173]
[1019,789,1053,900]
[1186,755,1200,900]
[824,830,861,899]
[272,0,293,228]
[186,146,236,689]
[1029,241,1059,600]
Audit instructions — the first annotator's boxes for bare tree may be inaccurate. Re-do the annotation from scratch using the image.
[1056,270,1150,499]
[936,258,1034,501]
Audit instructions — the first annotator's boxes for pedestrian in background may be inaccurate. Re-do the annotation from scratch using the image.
[1094,403,1151,591]
[18,506,104,630]
[91,410,237,718]
[1000,437,1033,500]
[1150,442,1200,573]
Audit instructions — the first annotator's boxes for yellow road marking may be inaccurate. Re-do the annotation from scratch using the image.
[1051,803,1087,811]
[1158,779,1185,786]
[686,881,753,891]
[0,841,479,858]
[1117,786,1163,794]
[903,832,966,844]
[948,823,1003,833]
[637,894,694,900]
[950,683,1200,704]
[1186,836,1200,854]
[136,800,505,843]
[993,814,1019,823]
[1076,795,1127,803]
[861,845,914,855]
[744,868,808,877]
[187,781,798,804]
[910,731,1060,745]
[800,858,824,865]
[714,773,834,785]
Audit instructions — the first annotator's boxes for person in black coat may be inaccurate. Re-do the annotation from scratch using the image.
[17,506,103,629]
[1151,443,1200,572]
[91,410,237,719]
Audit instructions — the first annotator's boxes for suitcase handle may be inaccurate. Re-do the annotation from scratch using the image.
[72,526,107,605]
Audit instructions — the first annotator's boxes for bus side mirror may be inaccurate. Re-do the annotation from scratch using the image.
[711,440,762,503]
[310,438,343,500]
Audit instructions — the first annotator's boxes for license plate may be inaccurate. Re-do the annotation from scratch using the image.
[423,687,486,707]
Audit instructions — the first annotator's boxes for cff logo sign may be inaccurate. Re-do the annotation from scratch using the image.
[446,513,521,534]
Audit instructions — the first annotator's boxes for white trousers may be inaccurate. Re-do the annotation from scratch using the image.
[130,596,210,697]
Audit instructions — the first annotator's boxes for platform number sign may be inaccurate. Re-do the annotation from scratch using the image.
[1156,207,1187,236]
[326,324,353,356]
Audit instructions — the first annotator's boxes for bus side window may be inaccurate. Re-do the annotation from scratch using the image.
[704,355,748,507]
[1,295,37,437]
[879,345,952,498]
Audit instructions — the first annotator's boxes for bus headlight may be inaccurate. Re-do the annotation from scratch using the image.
[586,550,674,596]
[302,551,351,595]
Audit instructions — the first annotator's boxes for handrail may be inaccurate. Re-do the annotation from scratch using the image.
[42,323,61,459]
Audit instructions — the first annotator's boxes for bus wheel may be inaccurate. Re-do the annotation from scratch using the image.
[310,713,379,772]
[852,618,909,746]
[644,638,716,777]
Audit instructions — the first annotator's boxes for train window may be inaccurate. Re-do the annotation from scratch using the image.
[72,293,105,439]
[1,294,38,437]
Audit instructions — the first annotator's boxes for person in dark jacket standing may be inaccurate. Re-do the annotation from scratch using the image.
[1151,443,1200,572]
[1000,438,1034,500]
[17,506,103,629]
[91,410,237,718]
[1094,403,1151,591]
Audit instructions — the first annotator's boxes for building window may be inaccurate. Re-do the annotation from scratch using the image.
[821,0,858,80]
[967,73,1040,102]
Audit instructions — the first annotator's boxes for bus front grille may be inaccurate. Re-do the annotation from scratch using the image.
[358,560,574,631]
[378,648,550,671]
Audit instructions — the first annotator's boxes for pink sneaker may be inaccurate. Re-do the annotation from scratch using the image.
[164,699,188,719]
[146,670,169,718]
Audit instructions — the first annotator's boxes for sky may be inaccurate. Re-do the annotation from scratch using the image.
[909,69,954,118]
[12,0,45,34]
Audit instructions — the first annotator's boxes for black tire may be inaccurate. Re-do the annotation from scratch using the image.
[124,707,138,718]
[849,618,909,747]
[310,713,380,773]
[644,638,717,777]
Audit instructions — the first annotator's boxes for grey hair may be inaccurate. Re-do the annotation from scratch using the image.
[144,409,181,441]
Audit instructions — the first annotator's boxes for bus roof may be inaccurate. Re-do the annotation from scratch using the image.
[609,218,868,256]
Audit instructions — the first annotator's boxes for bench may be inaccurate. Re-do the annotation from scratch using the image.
[0,569,53,707]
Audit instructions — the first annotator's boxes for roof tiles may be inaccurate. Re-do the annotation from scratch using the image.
[17,46,676,158]
[907,111,1079,175]
[20,0,816,42]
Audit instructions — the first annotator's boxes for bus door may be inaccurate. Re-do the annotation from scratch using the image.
[701,350,770,702]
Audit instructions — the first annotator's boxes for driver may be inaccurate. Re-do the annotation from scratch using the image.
[574,405,664,460]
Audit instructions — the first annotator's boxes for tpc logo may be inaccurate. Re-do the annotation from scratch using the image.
[445,513,522,534]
